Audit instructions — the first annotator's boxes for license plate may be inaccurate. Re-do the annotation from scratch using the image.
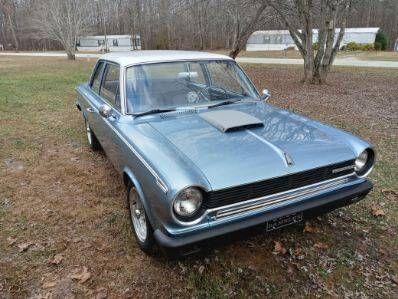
[266,212,303,232]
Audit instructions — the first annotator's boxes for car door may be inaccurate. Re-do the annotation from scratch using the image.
[82,60,106,137]
[95,62,123,167]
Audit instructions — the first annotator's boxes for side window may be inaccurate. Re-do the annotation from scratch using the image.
[206,61,244,94]
[187,62,206,85]
[91,62,105,94]
[100,63,120,109]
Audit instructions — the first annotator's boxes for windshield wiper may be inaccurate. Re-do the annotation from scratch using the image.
[132,108,176,117]
[207,99,241,109]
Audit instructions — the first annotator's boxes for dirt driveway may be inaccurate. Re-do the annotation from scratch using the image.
[0,57,397,298]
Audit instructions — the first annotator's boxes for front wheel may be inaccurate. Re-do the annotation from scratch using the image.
[127,185,155,253]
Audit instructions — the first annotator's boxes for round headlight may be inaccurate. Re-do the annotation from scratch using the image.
[173,187,203,219]
[354,149,375,177]
[355,150,368,172]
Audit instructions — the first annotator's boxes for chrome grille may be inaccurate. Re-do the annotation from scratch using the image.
[205,160,355,209]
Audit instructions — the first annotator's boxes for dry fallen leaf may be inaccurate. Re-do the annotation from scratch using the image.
[95,287,108,299]
[314,242,329,250]
[303,222,319,233]
[381,189,398,199]
[371,206,386,217]
[70,266,91,284]
[42,281,57,289]
[7,236,17,246]
[36,292,52,299]
[49,254,63,265]
[18,242,33,252]
[273,241,287,255]
[198,265,205,275]
[391,276,398,285]
[287,264,295,275]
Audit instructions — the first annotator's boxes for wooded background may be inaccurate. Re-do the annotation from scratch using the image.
[1,0,397,52]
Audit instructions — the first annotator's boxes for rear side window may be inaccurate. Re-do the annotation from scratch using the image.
[100,63,120,109]
[91,62,105,94]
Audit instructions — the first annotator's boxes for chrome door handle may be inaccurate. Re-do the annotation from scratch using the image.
[86,107,95,113]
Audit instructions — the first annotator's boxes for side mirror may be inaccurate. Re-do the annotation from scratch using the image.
[261,89,270,102]
[99,104,112,118]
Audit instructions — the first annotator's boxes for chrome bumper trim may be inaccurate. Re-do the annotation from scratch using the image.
[208,174,354,221]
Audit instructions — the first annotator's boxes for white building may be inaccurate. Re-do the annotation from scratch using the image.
[77,35,141,52]
[246,28,379,51]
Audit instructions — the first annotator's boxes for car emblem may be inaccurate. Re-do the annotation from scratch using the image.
[284,152,294,166]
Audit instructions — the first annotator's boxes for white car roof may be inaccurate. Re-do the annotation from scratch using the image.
[100,50,233,67]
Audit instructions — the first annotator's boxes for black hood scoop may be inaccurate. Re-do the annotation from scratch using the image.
[199,110,264,132]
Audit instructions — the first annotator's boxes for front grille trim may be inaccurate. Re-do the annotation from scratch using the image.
[210,175,353,220]
[205,160,355,209]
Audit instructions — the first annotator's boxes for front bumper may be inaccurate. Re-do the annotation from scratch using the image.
[154,177,373,248]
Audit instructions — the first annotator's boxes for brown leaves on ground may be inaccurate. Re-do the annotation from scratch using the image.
[381,189,398,201]
[313,242,329,250]
[48,254,63,265]
[7,236,17,246]
[94,287,108,299]
[371,206,386,217]
[70,267,91,284]
[303,222,320,233]
[4,158,24,174]
[273,241,287,255]
[42,281,57,289]
[198,265,205,275]
[287,264,296,275]
[17,242,33,252]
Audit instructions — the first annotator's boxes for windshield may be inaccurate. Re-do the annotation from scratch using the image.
[125,60,259,114]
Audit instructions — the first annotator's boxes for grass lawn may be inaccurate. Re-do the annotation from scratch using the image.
[1,56,397,298]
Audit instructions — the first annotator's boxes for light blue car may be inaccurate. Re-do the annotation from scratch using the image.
[76,51,374,254]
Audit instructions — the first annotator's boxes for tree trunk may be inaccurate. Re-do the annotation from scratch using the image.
[66,48,76,60]
[228,2,268,59]
[229,47,241,59]
[303,55,314,83]
[7,14,18,51]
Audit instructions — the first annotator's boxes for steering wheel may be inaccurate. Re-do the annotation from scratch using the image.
[196,86,211,102]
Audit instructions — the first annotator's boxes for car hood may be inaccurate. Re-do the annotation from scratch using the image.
[148,102,357,190]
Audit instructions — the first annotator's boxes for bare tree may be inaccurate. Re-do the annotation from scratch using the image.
[227,0,269,58]
[0,0,19,50]
[3,0,397,56]
[32,0,91,59]
[266,0,352,84]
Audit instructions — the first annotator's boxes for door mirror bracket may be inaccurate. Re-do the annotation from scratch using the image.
[261,89,270,102]
[99,104,113,118]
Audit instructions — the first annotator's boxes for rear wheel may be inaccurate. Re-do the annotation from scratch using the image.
[85,119,100,150]
[127,184,155,253]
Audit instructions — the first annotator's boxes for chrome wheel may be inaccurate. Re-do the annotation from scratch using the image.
[86,120,92,145]
[129,191,147,242]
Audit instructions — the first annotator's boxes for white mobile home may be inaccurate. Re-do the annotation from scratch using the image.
[77,35,141,52]
[246,28,379,51]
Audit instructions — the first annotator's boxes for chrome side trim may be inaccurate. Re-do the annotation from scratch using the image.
[208,174,354,221]
[102,117,169,193]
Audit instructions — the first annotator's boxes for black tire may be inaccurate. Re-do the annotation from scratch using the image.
[127,184,155,254]
[84,118,101,151]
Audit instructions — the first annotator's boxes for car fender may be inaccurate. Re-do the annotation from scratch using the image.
[122,166,158,229]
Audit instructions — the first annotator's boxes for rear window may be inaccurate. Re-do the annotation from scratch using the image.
[100,63,120,109]
[91,62,105,94]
